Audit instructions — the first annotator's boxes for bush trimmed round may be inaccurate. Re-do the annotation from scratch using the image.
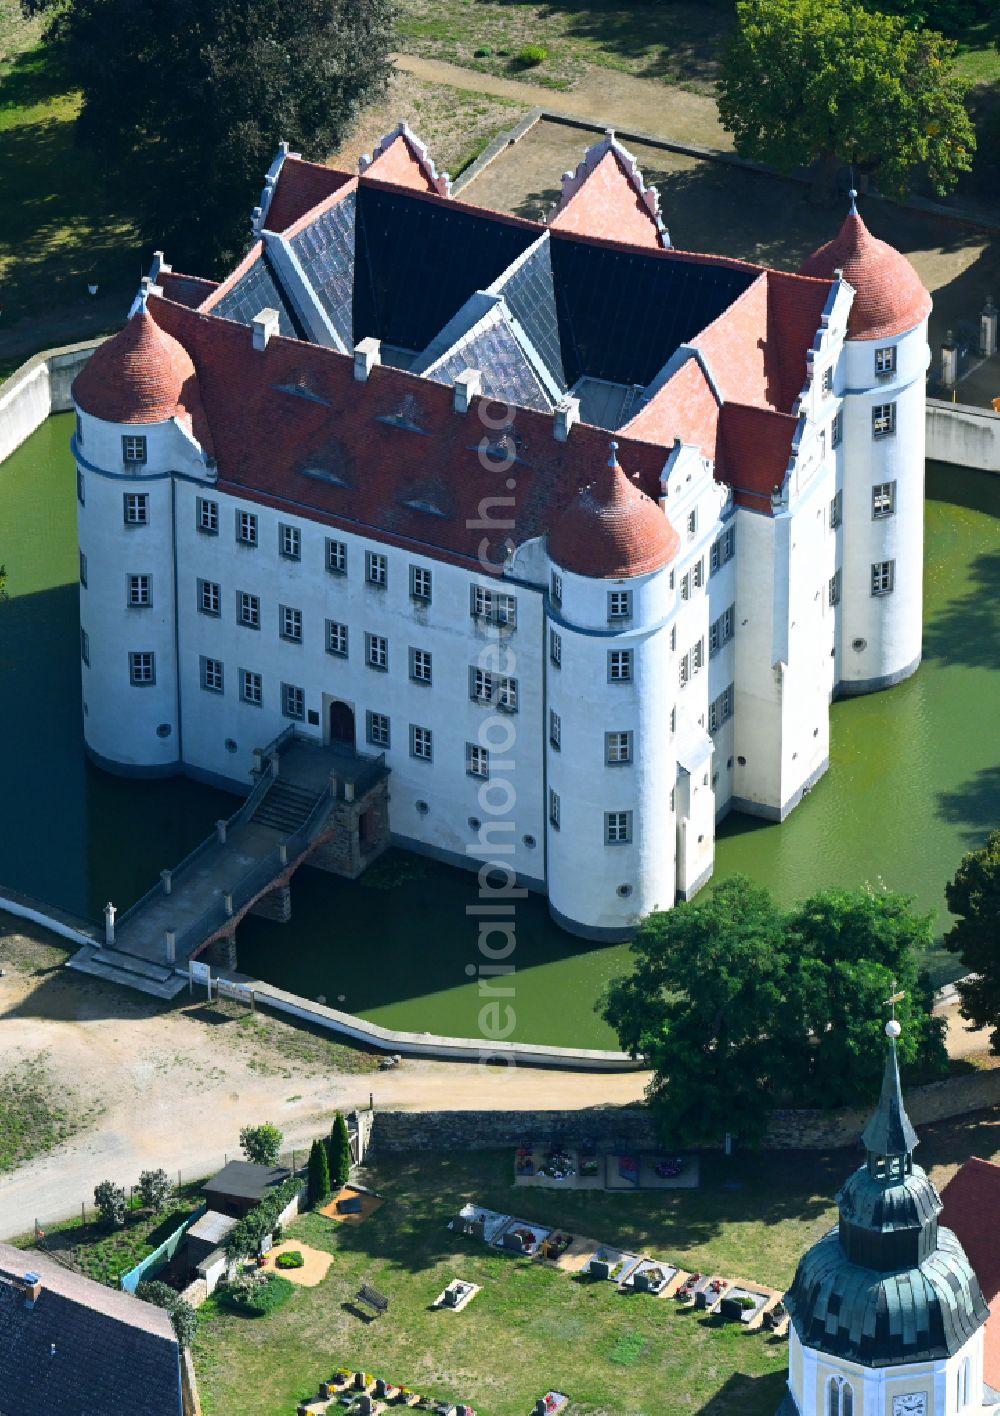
[516,43,547,66]
[275,1250,304,1270]
[222,1273,295,1316]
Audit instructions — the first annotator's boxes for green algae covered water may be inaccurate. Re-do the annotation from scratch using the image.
[1,415,997,1046]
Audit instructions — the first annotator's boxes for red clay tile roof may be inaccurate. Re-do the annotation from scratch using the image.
[547,443,680,577]
[800,209,931,342]
[717,402,798,511]
[263,156,352,234]
[72,309,205,429]
[363,132,440,193]
[624,354,722,461]
[940,1157,1000,1391]
[550,148,662,249]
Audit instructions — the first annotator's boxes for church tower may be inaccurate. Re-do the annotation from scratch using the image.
[781,1021,991,1416]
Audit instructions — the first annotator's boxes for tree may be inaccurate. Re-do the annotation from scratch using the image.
[718,0,975,199]
[138,1168,173,1212]
[307,1137,331,1207]
[27,0,394,272]
[602,877,946,1146]
[945,829,1000,1054]
[239,1122,283,1166]
[136,1280,198,1348]
[93,1179,127,1228]
[327,1111,352,1187]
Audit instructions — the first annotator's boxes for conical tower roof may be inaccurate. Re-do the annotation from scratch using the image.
[548,441,679,579]
[861,1026,919,1159]
[73,303,200,425]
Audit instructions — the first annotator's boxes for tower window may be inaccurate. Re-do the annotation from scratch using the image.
[872,482,896,519]
[608,649,632,682]
[832,408,843,449]
[686,508,697,538]
[875,346,896,375]
[127,573,152,608]
[550,570,563,608]
[123,492,148,526]
[80,627,90,666]
[829,570,842,607]
[122,435,147,465]
[872,403,896,439]
[128,650,155,685]
[605,811,632,845]
[871,560,895,596]
[830,490,843,529]
[827,1377,854,1416]
[605,731,632,764]
[822,366,834,396]
[608,589,631,621]
[549,710,561,750]
[550,629,562,668]
[549,789,560,829]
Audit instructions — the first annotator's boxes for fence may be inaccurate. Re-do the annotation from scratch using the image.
[119,1204,206,1293]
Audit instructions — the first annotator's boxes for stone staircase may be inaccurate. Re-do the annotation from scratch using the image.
[250,780,322,834]
[66,944,186,999]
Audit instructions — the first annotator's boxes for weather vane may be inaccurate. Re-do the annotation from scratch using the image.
[883,978,906,1038]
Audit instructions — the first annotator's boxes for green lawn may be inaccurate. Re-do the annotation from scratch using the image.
[192,1148,839,1416]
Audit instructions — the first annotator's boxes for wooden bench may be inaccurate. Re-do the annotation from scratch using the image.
[356,1281,389,1316]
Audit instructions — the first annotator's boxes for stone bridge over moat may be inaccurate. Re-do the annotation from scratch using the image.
[67,732,389,999]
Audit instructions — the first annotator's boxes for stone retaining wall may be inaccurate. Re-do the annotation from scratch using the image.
[0,339,102,466]
[927,398,1000,473]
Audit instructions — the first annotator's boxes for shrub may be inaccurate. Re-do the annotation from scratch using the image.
[275,1249,304,1270]
[93,1179,127,1229]
[307,1137,331,1207]
[138,1168,173,1212]
[239,1122,283,1166]
[473,45,492,57]
[516,44,547,66]
[136,1280,199,1349]
[327,1112,352,1188]
[222,1272,294,1316]
[224,1177,302,1260]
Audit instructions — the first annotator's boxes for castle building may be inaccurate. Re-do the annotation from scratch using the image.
[70,126,931,940]
[782,1023,995,1416]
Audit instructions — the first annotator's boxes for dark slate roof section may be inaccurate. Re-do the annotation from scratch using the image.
[493,234,567,391]
[425,304,556,413]
[785,1224,989,1367]
[548,232,758,388]
[288,188,357,348]
[203,1160,291,1203]
[862,1041,919,1159]
[0,1243,181,1416]
[573,377,645,430]
[353,182,539,354]
[211,250,305,340]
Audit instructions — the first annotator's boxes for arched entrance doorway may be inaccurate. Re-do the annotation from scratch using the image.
[328,701,355,747]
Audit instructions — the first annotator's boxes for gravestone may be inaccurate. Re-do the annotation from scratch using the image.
[589,1259,610,1280]
[534,1402,547,1416]
[633,1270,651,1292]
[504,1230,525,1252]
[374,1378,390,1398]
[354,1372,366,1389]
[469,1219,486,1242]
[356,1396,373,1416]
[695,1289,710,1309]
[444,1284,459,1307]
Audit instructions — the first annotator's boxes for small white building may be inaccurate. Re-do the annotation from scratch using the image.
[70,127,932,940]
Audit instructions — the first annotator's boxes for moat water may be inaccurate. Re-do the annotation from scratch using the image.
[1,413,998,1047]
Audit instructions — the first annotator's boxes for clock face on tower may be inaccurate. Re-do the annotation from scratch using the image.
[892,1396,927,1416]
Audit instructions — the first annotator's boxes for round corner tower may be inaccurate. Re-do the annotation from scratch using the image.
[543,441,681,940]
[802,194,931,696]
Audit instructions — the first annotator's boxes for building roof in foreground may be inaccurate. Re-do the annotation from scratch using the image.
[940,1157,1000,1391]
[0,1241,180,1416]
[203,1160,291,1202]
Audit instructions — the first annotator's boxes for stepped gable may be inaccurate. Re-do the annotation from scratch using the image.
[550,132,667,248]
[72,307,208,443]
[358,123,451,196]
[262,155,352,234]
[547,441,680,578]
[940,1157,1000,1392]
[800,193,931,341]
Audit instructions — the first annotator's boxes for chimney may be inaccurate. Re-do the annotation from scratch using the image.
[23,1272,41,1308]
[553,395,580,442]
[252,308,280,351]
[354,337,381,383]
[453,369,481,414]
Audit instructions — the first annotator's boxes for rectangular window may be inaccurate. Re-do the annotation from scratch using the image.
[79,551,88,587]
[829,569,842,606]
[680,572,691,601]
[197,497,218,535]
[127,573,152,607]
[496,676,518,712]
[198,579,221,616]
[710,524,735,575]
[679,651,691,688]
[236,509,258,546]
[550,571,563,608]
[605,811,632,845]
[605,730,632,765]
[129,650,154,685]
[80,627,90,666]
[238,591,260,629]
[326,538,347,575]
[549,710,561,750]
[410,647,432,684]
[871,560,895,596]
[366,710,390,748]
[549,789,560,830]
[822,367,833,396]
[467,743,490,779]
[670,625,677,652]
[471,667,491,703]
[279,524,301,560]
[366,551,387,587]
[872,403,896,439]
[875,346,896,376]
[325,620,348,657]
[281,682,305,720]
[608,590,631,621]
[693,558,704,589]
[122,434,147,465]
[279,605,302,642]
[410,565,432,602]
[75,411,84,447]
[471,586,517,627]
[709,684,734,733]
[831,408,843,449]
[410,724,432,761]
[77,469,85,506]
[123,492,148,526]
[872,481,896,519]
[549,629,562,668]
[240,668,262,705]
[201,656,224,693]
[709,605,735,657]
[692,638,705,673]
[686,508,697,538]
[366,632,388,670]
[608,649,632,682]
[670,706,677,734]
[830,490,843,529]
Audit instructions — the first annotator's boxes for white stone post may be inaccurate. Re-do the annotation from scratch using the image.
[940,331,959,390]
[223,893,234,918]
[215,819,228,845]
[104,902,116,947]
[164,929,176,964]
[160,869,172,896]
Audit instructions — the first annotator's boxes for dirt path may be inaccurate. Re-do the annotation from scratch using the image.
[393,53,732,153]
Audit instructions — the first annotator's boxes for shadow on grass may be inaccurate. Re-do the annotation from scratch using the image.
[694,1368,788,1416]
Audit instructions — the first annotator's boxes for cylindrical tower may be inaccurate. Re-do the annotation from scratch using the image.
[72,304,208,773]
[801,193,931,695]
[544,443,680,940]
